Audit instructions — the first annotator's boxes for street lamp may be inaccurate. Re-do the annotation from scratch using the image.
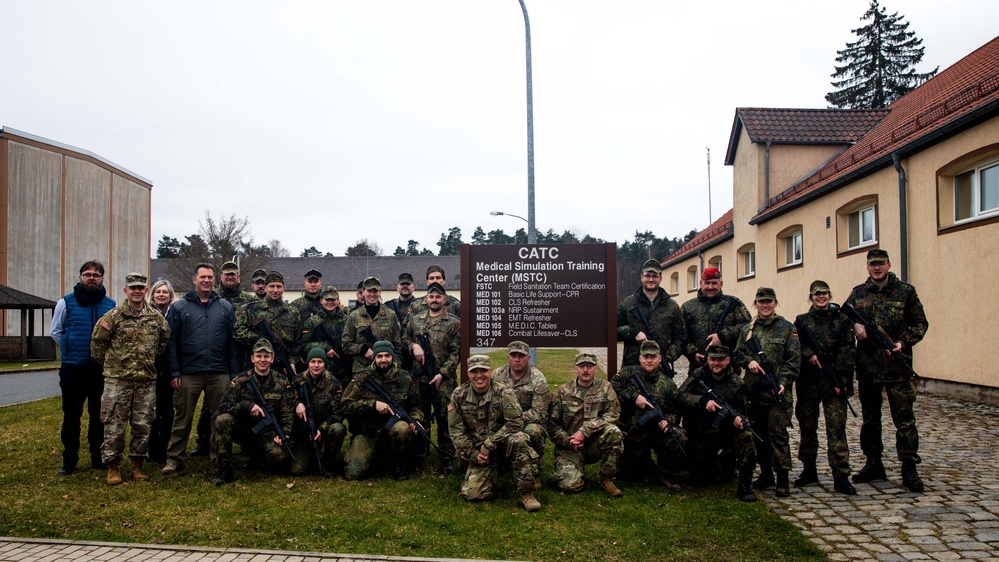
[490,210,529,224]
[517,0,537,245]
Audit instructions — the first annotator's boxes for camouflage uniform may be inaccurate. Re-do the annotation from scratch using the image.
[611,365,687,482]
[91,299,170,464]
[406,294,461,321]
[734,314,800,472]
[216,285,256,309]
[547,378,624,492]
[215,368,298,470]
[234,298,303,373]
[290,369,347,476]
[681,292,752,365]
[340,364,423,480]
[300,307,351,384]
[492,364,551,462]
[341,304,402,372]
[845,272,928,464]
[402,309,460,466]
[385,297,416,328]
[616,287,686,371]
[449,379,538,499]
[794,305,856,478]
[291,293,323,323]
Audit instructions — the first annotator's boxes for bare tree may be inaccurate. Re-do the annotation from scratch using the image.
[162,212,268,291]
[345,239,383,257]
[268,239,291,258]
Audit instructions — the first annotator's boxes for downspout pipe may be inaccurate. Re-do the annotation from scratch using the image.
[892,152,908,282]
[764,141,771,208]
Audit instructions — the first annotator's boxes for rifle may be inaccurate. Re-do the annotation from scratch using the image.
[256,319,296,378]
[626,373,685,457]
[794,317,858,418]
[412,332,440,403]
[361,375,437,451]
[241,374,296,463]
[311,321,346,362]
[841,303,920,378]
[691,376,762,442]
[698,297,737,363]
[630,306,675,377]
[744,335,794,427]
[296,377,325,475]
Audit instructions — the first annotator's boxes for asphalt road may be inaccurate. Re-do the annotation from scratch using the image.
[0,370,59,407]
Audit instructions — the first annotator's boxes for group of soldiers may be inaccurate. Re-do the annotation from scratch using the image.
[52,247,927,512]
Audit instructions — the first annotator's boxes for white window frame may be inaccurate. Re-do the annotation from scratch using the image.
[742,247,756,277]
[848,204,878,249]
[783,231,802,267]
[955,159,999,223]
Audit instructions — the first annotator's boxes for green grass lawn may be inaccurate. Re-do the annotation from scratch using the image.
[0,349,824,561]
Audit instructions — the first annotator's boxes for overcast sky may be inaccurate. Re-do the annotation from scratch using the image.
[3,1,996,258]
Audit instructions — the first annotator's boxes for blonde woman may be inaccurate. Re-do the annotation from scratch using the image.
[146,279,176,463]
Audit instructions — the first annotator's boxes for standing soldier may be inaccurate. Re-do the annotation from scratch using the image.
[616,259,686,374]
[341,277,402,372]
[90,273,170,485]
[403,282,460,474]
[846,249,928,492]
[406,265,461,320]
[679,345,758,502]
[548,352,625,497]
[300,286,351,384]
[340,341,424,481]
[290,348,347,477]
[611,341,686,491]
[216,261,256,308]
[681,267,752,366]
[794,280,857,495]
[234,271,303,375]
[250,269,268,301]
[291,269,324,322]
[449,355,541,512]
[385,272,417,327]
[212,338,298,485]
[734,287,800,497]
[492,341,551,479]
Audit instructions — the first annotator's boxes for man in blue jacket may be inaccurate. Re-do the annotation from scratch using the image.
[50,260,116,476]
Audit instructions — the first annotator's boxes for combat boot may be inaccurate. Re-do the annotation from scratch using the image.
[852,458,886,483]
[600,478,623,497]
[392,462,409,481]
[212,459,233,486]
[901,461,924,493]
[657,474,682,493]
[775,470,790,497]
[106,460,122,486]
[833,475,857,495]
[521,492,542,512]
[130,457,149,482]
[737,469,757,502]
[753,464,775,490]
[794,463,818,486]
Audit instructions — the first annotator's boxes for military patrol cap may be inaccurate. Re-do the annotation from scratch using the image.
[304,268,322,280]
[468,354,491,371]
[809,280,831,295]
[574,352,598,366]
[252,268,268,282]
[507,341,530,355]
[265,271,284,284]
[320,286,340,300]
[362,276,381,290]
[307,347,326,363]
[125,272,148,288]
[706,345,731,358]
[356,280,364,290]
[755,287,777,301]
[426,282,446,295]
[426,265,446,280]
[641,259,662,274]
[867,249,890,263]
[701,267,721,281]
[253,338,274,354]
[372,340,394,356]
[639,340,661,356]
[221,261,239,274]
[397,272,414,284]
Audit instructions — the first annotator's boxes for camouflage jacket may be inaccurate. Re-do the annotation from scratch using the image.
[735,314,800,404]
[341,304,402,372]
[91,301,170,381]
[405,294,461,324]
[234,298,303,367]
[402,310,460,382]
[845,272,928,382]
[384,297,415,326]
[291,293,323,323]
[547,378,620,449]
[492,365,551,428]
[679,364,752,432]
[340,364,423,435]
[218,369,298,437]
[611,365,682,430]
[794,305,856,394]
[300,307,350,382]
[616,287,686,367]
[448,379,525,462]
[216,285,256,309]
[293,369,345,433]
[681,291,752,363]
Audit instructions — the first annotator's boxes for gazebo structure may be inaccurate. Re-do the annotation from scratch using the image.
[0,285,56,361]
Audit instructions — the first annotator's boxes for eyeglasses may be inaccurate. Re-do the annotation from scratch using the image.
[81,273,103,279]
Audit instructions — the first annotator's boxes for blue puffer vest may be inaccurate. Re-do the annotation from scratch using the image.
[60,284,115,366]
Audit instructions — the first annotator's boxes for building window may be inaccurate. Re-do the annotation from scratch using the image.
[686,265,698,292]
[777,226,802,268]
[848,204,877,249]
[708,255,722,274]
[737,244,755,278]
[955,160,999,222]
[670,272,679,295]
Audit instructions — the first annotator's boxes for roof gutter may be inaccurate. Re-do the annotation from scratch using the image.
[892,152,909,282]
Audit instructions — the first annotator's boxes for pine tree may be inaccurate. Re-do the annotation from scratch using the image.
[825,0,938,109]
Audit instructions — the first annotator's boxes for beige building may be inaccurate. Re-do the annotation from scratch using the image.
[662,37,999,400]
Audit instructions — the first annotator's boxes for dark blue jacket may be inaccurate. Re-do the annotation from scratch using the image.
[59,285,115,366]
[166,291,240,378]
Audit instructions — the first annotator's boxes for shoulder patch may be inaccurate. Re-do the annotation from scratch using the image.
[447,403,455,412]
[100,319,113,331]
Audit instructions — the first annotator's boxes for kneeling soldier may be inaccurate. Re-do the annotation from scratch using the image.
[290,348,347,477]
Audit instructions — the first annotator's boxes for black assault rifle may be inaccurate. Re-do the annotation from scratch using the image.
[361,375,437,451]
[296,378,324,475]
[630,307,675,377]
[412,332,440,403]
[841,303,920,378]
[698,297,737,363]
[626,373,685,456]
[691,376,762,442]
[241,374,296,463]
[744,335,794,428]
[794,318,858,418]
[256,319,296,378]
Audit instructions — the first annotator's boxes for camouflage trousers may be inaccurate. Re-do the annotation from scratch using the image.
[750,396,794,471]
[553,425,624,492]
[857,374,920,463]
[685,424,756,484]
[460,432,539,500]
[417,379,456,463]
[100,378,156,464]
[621,423,688,479]
[523,422,547,463]
[795,377,851,477]
[290,422,347,476]
[343,421,414,480]
[214,412,291,469]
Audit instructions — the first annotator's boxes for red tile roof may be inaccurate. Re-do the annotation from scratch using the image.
[662,209,734,267]
[751,35,999,224]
